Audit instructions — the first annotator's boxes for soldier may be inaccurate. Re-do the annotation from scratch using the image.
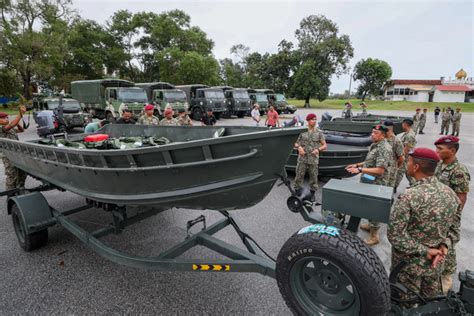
[293,113,327,201]
[451,107,462,136]
[201,109,217,126]
[346,124,392,245]
[412,108,421,134]
[137,104,160,125]
[360,102,368,116]
[388,148,461,300]
[417,108,427,134]
[394,119,417,190]
[0,106,28,190]
[434,136,471,293]
[177,109,193,126]
[440,108,451,135]
[159,108,178,126]
[383,121,404,189]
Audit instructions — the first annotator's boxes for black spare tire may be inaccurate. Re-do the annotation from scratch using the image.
[276,224,390,315]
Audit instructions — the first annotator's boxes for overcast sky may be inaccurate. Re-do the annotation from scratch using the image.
[74,0,473,93]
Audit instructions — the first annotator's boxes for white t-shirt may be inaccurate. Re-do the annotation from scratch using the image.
[251,108,260,122]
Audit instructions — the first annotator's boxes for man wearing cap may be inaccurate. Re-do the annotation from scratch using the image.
[115,109,136,124]
[138,104,160,125]
[412,108,421,134]
[383,120,404,191]
[388,148,461,300]
[0,105,28,190]
[434,135,470,292]
[394,119,417,189]
[360,102,368,116]
[451,107,462,136]
[342,102,353,119]
[177,109,193,126]
[160,108,178,126]
[346,124,392,245]
[293,113,327,201]
[440,108,451,135]
[418,108,428,134]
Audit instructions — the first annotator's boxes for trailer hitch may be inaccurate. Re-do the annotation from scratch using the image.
[186,215,206,239]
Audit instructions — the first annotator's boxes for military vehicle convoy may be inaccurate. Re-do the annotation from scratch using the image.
[176,84,227,120]
[212,86,251,118]
[247,88,271,114]
[71,79,148,121]
[136,82,188,116]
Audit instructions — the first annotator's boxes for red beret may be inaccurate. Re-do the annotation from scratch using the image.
[164,108,173,115]
[409,148,440,162]
[306,113,317,121]
[434,135,459,145]
[416,108,421,111]
[144,104,154,111]
[0,112,8,118]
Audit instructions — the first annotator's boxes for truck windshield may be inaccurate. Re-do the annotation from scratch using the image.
[204,90,225,99]
[256,94,267,102]
[163,91,186,102]
[233,91,250,99]
[276,94,286,102]
[118,88,148,103]
[47,100,81,111]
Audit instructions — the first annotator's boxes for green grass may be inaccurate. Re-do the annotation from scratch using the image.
[289,99,474,112]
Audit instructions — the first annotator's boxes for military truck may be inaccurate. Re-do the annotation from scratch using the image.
[274,93,296,114]
[135,82,189,116]
[71,79,148,121]
[247,88,271,114]
[176,84,226,120]
[212,86,251,118]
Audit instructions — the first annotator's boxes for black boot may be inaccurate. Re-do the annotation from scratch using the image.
[310,190,316,202]
[294,187,302,196]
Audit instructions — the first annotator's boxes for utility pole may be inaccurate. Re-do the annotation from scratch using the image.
[348,72,353,97]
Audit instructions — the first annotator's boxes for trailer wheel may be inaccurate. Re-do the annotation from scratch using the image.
[192,107,203,121]
[276,225,390,315]
[11,204,48,252]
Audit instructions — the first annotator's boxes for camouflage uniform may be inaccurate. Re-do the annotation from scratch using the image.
[440,112,451,135]
[159,117,179,126]
[177,115,193,126]
[0,128,27,190]
[137,115,160,126]
[394,130,417,188]
[388,176,461,299]
[294,128,325,191]
[435,159,471,275]
[361,138,392,229]
[418,112,426,133]
[386,135,404,187]
[451,112,462,136]
[412,113,421,134]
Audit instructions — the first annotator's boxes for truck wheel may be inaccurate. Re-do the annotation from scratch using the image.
[192,108,203,121]
[276,225,390,315]
[237,112,245,118]
[106,112,115,123]
[11,204,48,252]
[214,112,221,120]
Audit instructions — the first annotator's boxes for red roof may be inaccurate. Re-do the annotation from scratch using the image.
[389,80,442,85]
[436,85,471,92]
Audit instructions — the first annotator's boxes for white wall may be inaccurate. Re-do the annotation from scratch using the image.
[433,91,465,103]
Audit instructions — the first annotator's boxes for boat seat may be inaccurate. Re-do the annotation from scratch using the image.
[212,127,226,138]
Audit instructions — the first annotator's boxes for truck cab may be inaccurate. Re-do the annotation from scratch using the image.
[274,93,295,114]
[213,86,251,118]
[136,82,189,117]
[176,84,226,120]
[247,88,270,114]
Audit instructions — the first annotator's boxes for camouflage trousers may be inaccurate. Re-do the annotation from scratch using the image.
[2,157,26,190]
[394,160,415,188]
[440,121,450,135]
[451,122,460,136]
[294,161,319,191]
[443,246,457,275]
[418,121,426,132]
[413,123,419,134]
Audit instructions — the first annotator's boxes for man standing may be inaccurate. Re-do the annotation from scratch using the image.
[440,108,451,135]
[346,124,392,245]
[451,107,462,136]
[160,108,178,126]
[138,104,160,125]
[177,109,193,126]
[293,113,327,201]
[342,102,353,118]
[383,121,404,190]
[201,109,217,126]
[251,103,261,126]
[394,119,417,189]
[434,106,441,123]
[412,108,421,134]
[418,108,427,134]
[434,136,470,292]
[0,106,28,190]
[115,109,136,124]
[388,148,460,300]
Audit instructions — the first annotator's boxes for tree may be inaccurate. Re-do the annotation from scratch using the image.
[265,40,296,92]
[353,58,392,101]
[0,68,21,96]
[219,58,244,87]
[291,15,354,106]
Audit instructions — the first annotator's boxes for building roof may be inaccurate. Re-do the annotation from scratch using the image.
[435,85,471,92]
[389,80,442,85]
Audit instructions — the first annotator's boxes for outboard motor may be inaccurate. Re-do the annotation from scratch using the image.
[287,187,314,213]
[321,111,332,122]
[35,110,55,137]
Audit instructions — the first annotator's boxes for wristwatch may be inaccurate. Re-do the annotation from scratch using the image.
[358,166,363,172]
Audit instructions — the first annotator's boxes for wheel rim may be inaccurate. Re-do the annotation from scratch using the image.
[289,256,361,315]
[12,209,26,244]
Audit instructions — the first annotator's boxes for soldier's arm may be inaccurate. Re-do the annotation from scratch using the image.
[445,201,462,249]
[318,135,327,152]
[2,106,26,132]
[452,168,470,209]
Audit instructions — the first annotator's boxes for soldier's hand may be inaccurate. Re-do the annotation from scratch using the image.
[311,149,319,156]
[346,167,359,174]
[427,248,444,268]
[298,147,305,156]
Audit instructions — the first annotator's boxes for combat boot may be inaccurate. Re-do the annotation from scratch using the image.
[441,274,453,294]
[360,223,370,232]
[365,228,380,246]
[309,190,316,202]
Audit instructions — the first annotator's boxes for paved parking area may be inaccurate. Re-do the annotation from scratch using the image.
[0,109,472,314]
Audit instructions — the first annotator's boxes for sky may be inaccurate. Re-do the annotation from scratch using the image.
[74,0,473,93]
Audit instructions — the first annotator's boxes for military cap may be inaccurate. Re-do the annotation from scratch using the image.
[177,108,185,113]
[434,135,459,145]
[372,124,389,132]
[402,118,413,126]
[383,120,394,126]
[306,113,317,121]
[144,104,154,111]
[0,112,9,118]
[409,148,440,162]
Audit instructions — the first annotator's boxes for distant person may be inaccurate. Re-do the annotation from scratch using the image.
[412,108,421,134]
[265,105,280,128]
[251,103,261,126]
[418,108,428,134]
[177,109,193,126]
[84,119,109,133]
[451,107,462,136]
[160,108,179,126]
[115,109,136,124]
[137,104,160,125]
[342,102,353,118]
[440,108,452,135]
[360,102,368,116]
[434,106,441,123]
[201,109,216,126]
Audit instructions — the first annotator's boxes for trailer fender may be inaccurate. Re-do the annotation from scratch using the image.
[7,192,54,234]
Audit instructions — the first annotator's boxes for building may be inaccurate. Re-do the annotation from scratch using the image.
[384,69,474,103]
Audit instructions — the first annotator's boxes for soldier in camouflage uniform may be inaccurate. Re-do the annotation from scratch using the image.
[293,113,327,201]
[388,148,461,301]
[440,108,451,135]
[159,108,178,126]
[346,124,392,245]
[394,119,417,190]
[382,121,404,188]
[434,136,470,293]
[417,108,427,134]
[177,109,193,126]
[0,106,28,190]
[137,104,160,126]
[412,108,421,134]
[451,107,462,136]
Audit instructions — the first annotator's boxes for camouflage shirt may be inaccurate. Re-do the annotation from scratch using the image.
[388,176,461,257]
[159,118,179,126]
[137,115,160,126]
[441,112,452,122]
[177,115,193,126]
[420,113,426,123]
[387,135,404,164]
[362,139,392,185]
[452,112,462,123]
[0,127,19,158]
[412,113,421,123]
[435,158,470,194]
[400,129,416,157]
[296,128,325,165]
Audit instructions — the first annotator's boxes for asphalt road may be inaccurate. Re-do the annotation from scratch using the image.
[0,109,472,314]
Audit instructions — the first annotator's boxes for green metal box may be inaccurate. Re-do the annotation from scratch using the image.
[322,179,393,223]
